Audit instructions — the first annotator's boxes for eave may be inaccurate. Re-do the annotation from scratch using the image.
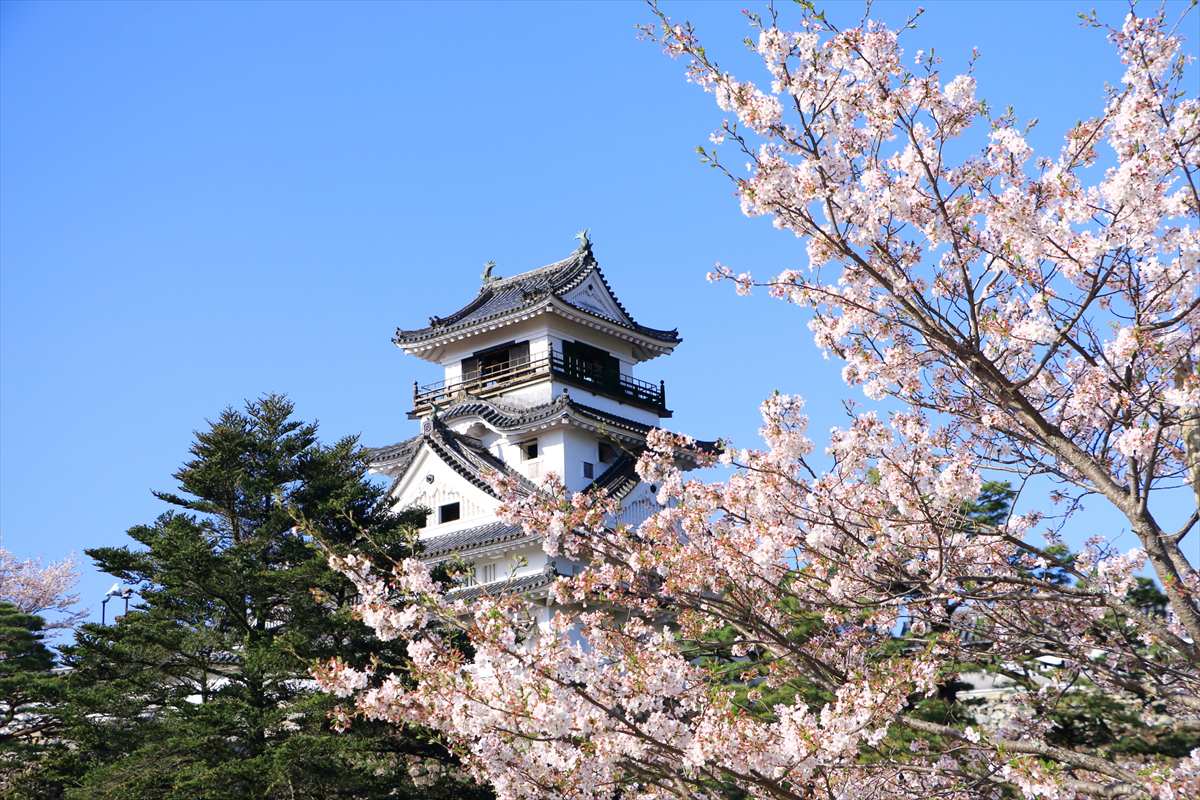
[395,300,680,364]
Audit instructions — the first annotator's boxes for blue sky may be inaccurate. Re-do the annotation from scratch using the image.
[2,0,1195,622]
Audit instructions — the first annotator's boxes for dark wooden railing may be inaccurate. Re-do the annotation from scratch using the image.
[412,351,666,414]
[551,351,665,409]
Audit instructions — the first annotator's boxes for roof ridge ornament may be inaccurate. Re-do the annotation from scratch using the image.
[574,228,591,256]
[481,260,499,285]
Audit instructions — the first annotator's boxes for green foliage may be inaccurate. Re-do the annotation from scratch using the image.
[9,395,489,800]
[959,480,1015,529]
[1125,576,1169,617]
[679,477,1192,786]
[1039,576,1197,760]
[944,483,1192,761]
[0,604,62,793]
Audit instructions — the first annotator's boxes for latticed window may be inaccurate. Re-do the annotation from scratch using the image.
[560,340,620,389]
[461,340,531,382]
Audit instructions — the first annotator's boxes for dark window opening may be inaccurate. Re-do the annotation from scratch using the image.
[462,341,531,384]
[583,462,594,479]
[438,502,461,523]
[598,441,617,464]
[560,340,620,389]
[521,440,539,460]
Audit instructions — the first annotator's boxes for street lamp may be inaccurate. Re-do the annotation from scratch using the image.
[101,583,120,625]
[100,584,136,624]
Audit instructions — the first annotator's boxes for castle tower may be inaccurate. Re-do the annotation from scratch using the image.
[370,237,693,605]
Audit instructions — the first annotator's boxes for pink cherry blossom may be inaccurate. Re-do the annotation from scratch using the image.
[0,547,84,629]
[319,5,1200,799]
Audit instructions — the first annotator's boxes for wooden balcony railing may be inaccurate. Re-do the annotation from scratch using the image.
[412,351,667,414]
[552,351,665,410]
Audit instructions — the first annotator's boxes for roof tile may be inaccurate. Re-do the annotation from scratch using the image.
[393,247,680,346]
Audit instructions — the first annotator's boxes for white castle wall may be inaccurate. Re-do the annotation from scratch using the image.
[550,383,661,427]
[616,483,660,529]
[389,446,500,539]
[466,542,550,584]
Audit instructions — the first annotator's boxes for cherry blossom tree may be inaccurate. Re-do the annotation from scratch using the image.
[0,548,84,630]
[314,4,1198,798]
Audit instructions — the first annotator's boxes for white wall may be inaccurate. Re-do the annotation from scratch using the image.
[390,446,500,539]
[437,318,552,384]
[550,383,662,426]
[616,483,661,529]
[464,541,549,585]
[560,427,600,492]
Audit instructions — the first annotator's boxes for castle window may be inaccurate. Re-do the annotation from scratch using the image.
[462,341,531,384]
[582,461,594,479]
[520,439,539,460]
[479,563,496,584]
[598,441,617,464]
[438,502,461,523]
[560,340,620,389]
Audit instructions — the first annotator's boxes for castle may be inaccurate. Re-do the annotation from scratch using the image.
[370,236,698,617]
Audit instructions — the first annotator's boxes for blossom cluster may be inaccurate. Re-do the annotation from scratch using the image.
[315,6,1199,799]
[317,390,1192,799]
[0,547,84,629]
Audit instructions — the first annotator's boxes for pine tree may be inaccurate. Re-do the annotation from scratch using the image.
[13,395,487,800]
[0,603,61,793]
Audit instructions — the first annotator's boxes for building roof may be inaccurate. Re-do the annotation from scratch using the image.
[368,395,715,507]
[436,392,655,442]
[419,520,527,559]
[367,415,539,504]
[367,405,646,505]
[367,434,423,480]
[445,568,558,603]
[393,242,681,354]
[588,453,642,501]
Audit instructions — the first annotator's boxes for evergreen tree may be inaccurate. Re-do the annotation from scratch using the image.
[0,604,61,793]
[12,395,487,800]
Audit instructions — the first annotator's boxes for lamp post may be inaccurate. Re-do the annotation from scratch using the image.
[101,583,136,624]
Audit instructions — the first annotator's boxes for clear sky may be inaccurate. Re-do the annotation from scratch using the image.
[2,0,1196,622]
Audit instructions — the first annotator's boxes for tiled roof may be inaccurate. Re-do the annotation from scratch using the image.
[419,520,527,559]
[589,453,641,501]
[367,417,537,499]
[369,397,715,506]
[365,435,422,479]
[564,400,656,438]
[438,393,655,441]
[432,393,720,470]
[425,419,536,496]
[446,569,557,603]
[393,245,680,347]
